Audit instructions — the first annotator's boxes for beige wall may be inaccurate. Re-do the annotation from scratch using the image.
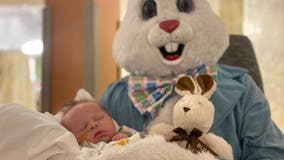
[243,0,284,132]
[220,0,244,34]
[207,0,284,132]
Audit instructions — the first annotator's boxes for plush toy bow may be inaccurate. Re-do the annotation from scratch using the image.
[169,127,218,156]
[128,64,217,119]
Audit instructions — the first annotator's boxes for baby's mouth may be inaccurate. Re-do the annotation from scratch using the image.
[94,131,104,138]
[159,43,184,61]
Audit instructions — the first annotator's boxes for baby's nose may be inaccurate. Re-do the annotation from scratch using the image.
[87,120,99,130]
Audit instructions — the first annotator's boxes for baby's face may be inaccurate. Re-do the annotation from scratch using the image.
[62,102,116,144]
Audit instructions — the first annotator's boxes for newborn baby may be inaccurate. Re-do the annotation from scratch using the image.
[61,100,138,144]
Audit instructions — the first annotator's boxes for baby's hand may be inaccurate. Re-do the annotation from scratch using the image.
[112,132,129,141]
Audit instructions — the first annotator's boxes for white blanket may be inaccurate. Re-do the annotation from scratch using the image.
[89,134,216,160]
[0,104,82,160]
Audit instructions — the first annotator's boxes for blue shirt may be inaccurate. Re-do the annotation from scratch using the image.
[100,64,284,159]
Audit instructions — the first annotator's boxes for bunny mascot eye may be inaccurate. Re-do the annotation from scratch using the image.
[176,0,194,13]
[142,0,157,20]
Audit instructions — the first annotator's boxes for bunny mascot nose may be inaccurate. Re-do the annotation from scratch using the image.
[159,19,180,33]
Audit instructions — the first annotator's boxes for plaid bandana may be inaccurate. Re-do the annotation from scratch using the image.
[128,64,218,119]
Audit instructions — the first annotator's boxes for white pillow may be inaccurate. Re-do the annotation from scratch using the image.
[0,103,81,160]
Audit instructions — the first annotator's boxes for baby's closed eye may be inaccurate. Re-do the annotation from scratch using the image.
[76,122,88,133]
[94,114,104,121]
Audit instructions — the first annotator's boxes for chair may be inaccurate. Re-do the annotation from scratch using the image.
[218,35,264,92]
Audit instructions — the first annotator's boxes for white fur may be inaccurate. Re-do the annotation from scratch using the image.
[95,134,217,160]
[200,133,234,160]
[113,0,228,77]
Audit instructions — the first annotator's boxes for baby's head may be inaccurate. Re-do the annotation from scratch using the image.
[61,100,116,144]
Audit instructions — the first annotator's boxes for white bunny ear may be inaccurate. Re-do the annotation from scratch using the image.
[175,75,202,96]
[74,88,96,101]
[195,74,217,99]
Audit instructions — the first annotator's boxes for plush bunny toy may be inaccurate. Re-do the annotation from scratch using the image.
[150,74,233,160]
[100,0,284,159]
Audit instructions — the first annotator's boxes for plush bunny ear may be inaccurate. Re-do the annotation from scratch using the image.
[74,88,96,101]
[196,74,217,99]
[175,76,202,96]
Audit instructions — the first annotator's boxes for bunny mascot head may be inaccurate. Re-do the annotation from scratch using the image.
[113,0,228,77]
